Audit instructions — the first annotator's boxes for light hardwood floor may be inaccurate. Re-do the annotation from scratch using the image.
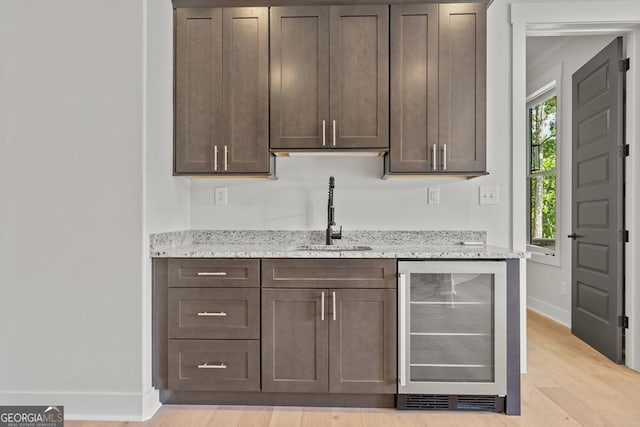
[68,310,640,426]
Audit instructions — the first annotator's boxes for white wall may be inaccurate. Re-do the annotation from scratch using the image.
[0,1,9,394]
[145,0,191,235]
[191,159,508,244]
[0,0,189,420]
[526,35,616,326]
[142,0,190,409]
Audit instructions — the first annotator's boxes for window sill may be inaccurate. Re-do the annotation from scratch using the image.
[527,246,560,267]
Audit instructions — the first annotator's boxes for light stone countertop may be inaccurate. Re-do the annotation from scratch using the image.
[149,230,526,259]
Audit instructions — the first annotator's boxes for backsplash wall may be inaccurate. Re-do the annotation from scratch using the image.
[190,156,509,246]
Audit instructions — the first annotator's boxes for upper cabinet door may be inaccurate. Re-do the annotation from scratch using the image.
[389,4,439,173]
[439,3,486,173]
[174,8,222,174]
[329,5,389,149]
[270,7,329,150]
[222,7,270,173]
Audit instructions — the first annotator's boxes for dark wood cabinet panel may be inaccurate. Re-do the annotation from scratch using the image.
[168,288,259,339]
[270,5,388,151]
[270,6,329,149]
[174,8,222,173]
[329,289,397,393]
[262,289,329,392]
[222,7,270,173]
[174,7,269,174]
[438,2,486,172]
[262,258,397,288]
[388,2,486,175]
[389,3,438,172]
[169,339,260,391]
[167,258,260,287]
[329,5,389,149]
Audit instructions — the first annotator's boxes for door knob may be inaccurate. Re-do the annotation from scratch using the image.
[567,233,579,240]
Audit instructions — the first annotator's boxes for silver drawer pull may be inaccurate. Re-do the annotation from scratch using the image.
[197,272,227,276]
[197,312,227,317]
[197,362,227,369]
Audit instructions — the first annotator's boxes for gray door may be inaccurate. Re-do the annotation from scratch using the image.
[571,37,626,363]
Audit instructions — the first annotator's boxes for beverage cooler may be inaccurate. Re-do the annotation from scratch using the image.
[397,261,507,411]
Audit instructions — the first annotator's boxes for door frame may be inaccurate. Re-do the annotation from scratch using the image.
[511,2,640,371]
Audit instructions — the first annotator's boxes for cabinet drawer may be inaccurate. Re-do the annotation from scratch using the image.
[262,258,397,288]
[169,288,259,339]
[168,259,259,287]
[168,340,260,391]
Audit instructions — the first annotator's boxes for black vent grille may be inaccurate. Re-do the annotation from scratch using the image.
[456,396,498,411]
[397,395,504,412]
[404,395,449,409]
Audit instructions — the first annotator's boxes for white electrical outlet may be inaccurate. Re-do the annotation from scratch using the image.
[560,281,568,295]
[479,186,499,205]
[428,187,440,205]
[214,187,228,206]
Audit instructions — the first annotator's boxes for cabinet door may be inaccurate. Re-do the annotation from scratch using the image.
[262,289,328,393]
[329,5,389,149]
[270,7,329,150]
[329,289,397,394]
[439,3,486,173]
[222,7,270,173]
[174,8,222,174]
[389,4,439,173]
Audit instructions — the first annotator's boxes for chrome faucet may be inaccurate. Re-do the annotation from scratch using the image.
[326,176,343,245]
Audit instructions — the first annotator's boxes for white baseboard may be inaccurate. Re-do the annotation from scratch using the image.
[0,387,160,421]
[527,296,571,327]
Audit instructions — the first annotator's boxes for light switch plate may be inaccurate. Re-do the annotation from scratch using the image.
[214,187,228,205]
[479,186,498,205]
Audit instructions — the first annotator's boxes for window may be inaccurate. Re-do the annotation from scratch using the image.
[527,90,558,255]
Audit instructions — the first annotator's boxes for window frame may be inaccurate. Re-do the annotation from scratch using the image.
[526,65,562,267]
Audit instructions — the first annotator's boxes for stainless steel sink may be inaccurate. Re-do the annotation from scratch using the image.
[293,244,372,252]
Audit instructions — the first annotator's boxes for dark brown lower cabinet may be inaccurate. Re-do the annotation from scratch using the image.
[329,289,396,394]
[262,288,397,394]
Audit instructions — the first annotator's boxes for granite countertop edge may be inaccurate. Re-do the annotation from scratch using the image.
[149,230,526,259]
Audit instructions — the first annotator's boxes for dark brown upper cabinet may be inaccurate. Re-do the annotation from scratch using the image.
[174,8,270,175]
[388,3,486,175]
[270,5,389,151]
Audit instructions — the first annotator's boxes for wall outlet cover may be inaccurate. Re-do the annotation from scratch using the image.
[214,187,228,206]
[479,186,499,205]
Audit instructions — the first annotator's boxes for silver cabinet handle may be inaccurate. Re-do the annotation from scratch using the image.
[321,291,325,321]
[197,312,227,317]
[443,144,447,170]
[332,120,336,147]
[214,146,218,172]
[224,145,229,171]
[197,362,227,369]
[197,272,227,276]
[399,273,407,387]
[322,120,326,147]
[332,291,337,321]
[432,144,437,170]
